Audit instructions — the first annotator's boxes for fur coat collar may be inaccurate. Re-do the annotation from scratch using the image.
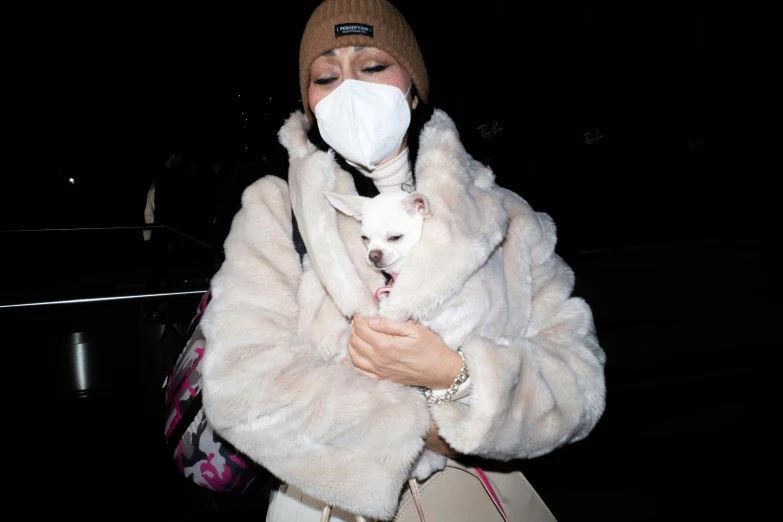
[278,109,508,323]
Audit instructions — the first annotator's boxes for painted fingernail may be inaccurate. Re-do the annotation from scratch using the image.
[369,317,380,325]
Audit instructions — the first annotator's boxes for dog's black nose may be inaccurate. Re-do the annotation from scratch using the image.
[369,250,383,264]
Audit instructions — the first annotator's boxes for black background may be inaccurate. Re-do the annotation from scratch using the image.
[4,2,774,520]
[12,1,773,250]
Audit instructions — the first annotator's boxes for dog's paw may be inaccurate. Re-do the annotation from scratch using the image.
[352,295,380,319]
[378,299,410,323]
[410,450,447,481]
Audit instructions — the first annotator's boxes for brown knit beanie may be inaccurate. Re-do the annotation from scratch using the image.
[299,0,429,115]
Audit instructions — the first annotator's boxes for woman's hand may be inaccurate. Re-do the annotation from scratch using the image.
[346,315,462,390]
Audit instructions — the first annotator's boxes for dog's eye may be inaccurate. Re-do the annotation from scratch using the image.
[388,235,403,242]
[361,235,368,242]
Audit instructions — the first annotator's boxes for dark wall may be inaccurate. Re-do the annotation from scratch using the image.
[10,2,769,253]
[412,4,770,254]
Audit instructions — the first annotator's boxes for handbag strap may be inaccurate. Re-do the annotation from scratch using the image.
[292,209,307,265]
[408,479,427,522]
[408,468,510,522]
[319,505,369,522]
[473,467,510,522]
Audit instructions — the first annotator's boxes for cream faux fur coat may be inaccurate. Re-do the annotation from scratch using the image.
[201,109,606,521]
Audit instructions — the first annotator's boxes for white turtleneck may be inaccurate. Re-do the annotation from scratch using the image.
[347,148,413,194]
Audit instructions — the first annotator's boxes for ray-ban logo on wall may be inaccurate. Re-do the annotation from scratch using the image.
[583,129,604,144]
[478,122,504,139]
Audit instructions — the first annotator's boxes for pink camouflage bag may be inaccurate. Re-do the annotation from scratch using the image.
[164,208,307,493]
[163,291,264,492]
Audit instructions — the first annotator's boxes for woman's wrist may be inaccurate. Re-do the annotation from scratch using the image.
[428,348,466,391]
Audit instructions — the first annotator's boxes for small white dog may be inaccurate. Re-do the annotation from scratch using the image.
[326,190,430,300]
[326,189,508,351]
[326,188,509,480]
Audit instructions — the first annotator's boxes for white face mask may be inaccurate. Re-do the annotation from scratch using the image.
[315,79,412,171]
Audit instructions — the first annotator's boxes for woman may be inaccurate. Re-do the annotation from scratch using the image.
[200,1,607,520]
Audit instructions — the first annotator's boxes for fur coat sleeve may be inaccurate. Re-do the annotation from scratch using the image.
[368,109,606,461]
[428,186,607,459]
[200,174,430,521]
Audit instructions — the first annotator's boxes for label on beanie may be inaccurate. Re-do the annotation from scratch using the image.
[335,23,373,38]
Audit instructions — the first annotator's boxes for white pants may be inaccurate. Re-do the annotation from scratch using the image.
[267,483,366,522]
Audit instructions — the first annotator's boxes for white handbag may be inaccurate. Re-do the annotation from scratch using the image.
[268,459,557,522]
[393,460,557,522]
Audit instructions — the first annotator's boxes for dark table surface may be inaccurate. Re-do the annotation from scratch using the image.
[0,226,214,309]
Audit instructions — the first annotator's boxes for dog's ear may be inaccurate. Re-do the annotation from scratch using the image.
[403,191,431,218]
[325,192,369,220]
